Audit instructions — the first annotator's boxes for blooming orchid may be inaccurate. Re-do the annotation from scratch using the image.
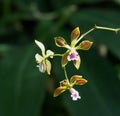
[53,75,87,101]
[55,27,93,69]
[35,40,54,75]
[34,25,118,101]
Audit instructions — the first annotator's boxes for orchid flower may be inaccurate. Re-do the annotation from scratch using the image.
[55,27,93,69]
[53,75,87,101]
[35,40,54,75]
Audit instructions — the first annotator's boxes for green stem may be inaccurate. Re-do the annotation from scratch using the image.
[63,67,70,84]
[76,28,95,44]
[53,54,63,57]
[46,54,63,59]
[76,24,120,44]
[95,25,120,33]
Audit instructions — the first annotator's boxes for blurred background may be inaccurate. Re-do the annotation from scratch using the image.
[0,0,120,116]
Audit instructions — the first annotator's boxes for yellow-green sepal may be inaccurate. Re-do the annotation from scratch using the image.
[75,78,88,85]
[70,75,88,85]
[53,86,67,97]
[76,40,93,50]
[70,75,83,83]
[73,54,81,69]
[61,51,69,67]
[71,27,80,47]
[54,36,68,48]
[46,59,52,75]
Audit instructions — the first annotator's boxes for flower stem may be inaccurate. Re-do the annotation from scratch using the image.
[63,67,70,84]
[95,25,120,33]
[46,54,63,59]
[53,54,63,57]
[76,28,95,44]
[76,24,120,44]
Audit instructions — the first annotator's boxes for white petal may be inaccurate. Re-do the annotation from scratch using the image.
[69,88,81,101]
[39,62,46,73]
[46,59,51,75]
[46,50,54,58]
[35,53,43,63]
[35,40,45,56]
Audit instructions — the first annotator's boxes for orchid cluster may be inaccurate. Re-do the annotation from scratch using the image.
[34,25,120,101]
[35,27,92,101]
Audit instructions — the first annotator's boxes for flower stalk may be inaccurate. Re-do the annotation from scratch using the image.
[63,67,70,84]
[34,24,120,101]
[95,25,120,33]
[76,25,120,44]
[76,28,95,44]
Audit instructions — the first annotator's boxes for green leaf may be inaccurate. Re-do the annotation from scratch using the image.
[0,46,46,116]
[51,0,103,9]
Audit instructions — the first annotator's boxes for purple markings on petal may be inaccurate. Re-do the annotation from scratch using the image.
[69,88,81,101]
[37,61,46,73]
[67,52,79,61]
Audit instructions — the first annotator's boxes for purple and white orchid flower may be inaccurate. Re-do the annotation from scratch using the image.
[35,40,54,75]
[55,27,93,69]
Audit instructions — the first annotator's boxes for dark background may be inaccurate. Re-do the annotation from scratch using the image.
[0,0,120,116]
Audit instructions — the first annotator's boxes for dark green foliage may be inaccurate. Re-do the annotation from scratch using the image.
[0,0,120,116]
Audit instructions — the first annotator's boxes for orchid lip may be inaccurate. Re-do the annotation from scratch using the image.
[69,88,81,101]
[67,52,79,61]
[36,61,46,73]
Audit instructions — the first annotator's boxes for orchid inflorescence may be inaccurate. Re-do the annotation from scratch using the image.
[34,25,120,101]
